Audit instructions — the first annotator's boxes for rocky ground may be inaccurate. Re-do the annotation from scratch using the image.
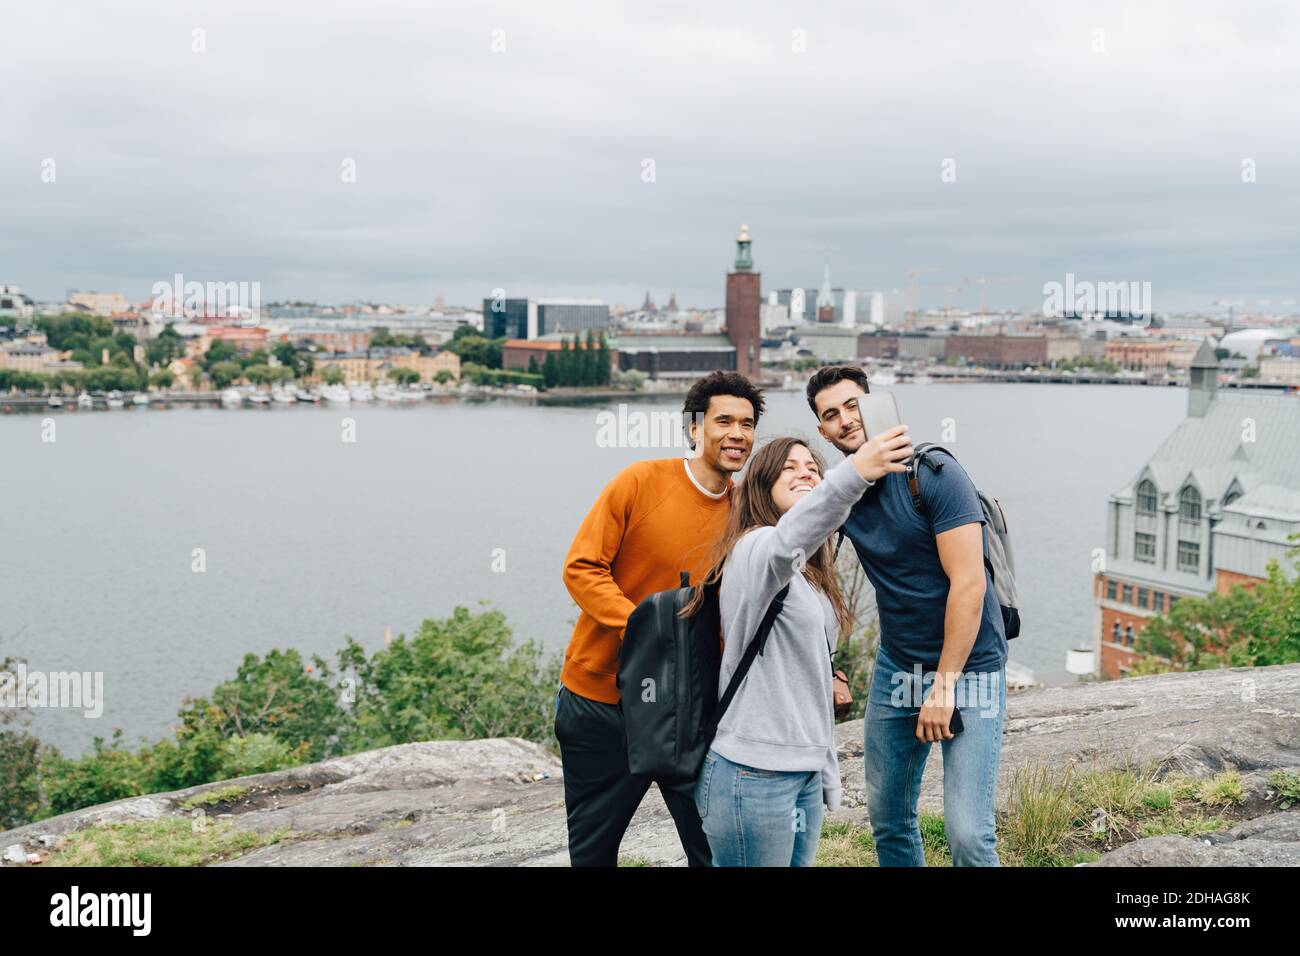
[3,663,1297,866]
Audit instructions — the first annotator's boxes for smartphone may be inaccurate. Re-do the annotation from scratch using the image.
[908,706,964,738]
[857,391,903,441]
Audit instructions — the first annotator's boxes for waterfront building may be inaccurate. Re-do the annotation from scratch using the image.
[945,333,1051,368]
[0,341,66,372]
[0,284,36,321]
[314,347,459,384]
[611,333,736,381]
[1105,338,1200,371]
[201,325,270,354]
[1094,340,1300,676]
[796,325,860,361]
[760,296,790,335]
[67,291,130,316]
[1259,356,1300,386]
[481,297,610,340]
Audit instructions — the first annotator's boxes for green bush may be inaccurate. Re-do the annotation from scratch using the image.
[337,605,562,750]
[1,651,50,828]
[10,605,562,828]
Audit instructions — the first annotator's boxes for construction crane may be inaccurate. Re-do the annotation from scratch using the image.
[941,283,965,318]
[966,275,1020,317]
[904,266,939,328]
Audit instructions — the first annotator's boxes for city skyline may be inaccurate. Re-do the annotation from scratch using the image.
[4,1,1299,312]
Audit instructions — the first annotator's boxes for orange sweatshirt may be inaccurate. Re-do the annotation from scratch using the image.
[561,457,732,704]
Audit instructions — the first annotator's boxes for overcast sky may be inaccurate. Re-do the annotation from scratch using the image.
[3,1,1298,313]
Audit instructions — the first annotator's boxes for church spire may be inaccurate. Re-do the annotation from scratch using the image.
[816,259,835,322]
[816,260,833,309]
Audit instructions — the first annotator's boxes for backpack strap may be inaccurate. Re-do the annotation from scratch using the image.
[906,441,950,516]
[907,449,1000,584]
[706,583,790,737]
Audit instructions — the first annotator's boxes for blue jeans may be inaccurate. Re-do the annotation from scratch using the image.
[694,749,824,867]
[863,644,1005,866]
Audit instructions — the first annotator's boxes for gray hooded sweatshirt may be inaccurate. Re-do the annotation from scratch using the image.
[712,456,873,811]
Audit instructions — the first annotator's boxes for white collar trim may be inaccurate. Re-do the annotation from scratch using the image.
[683,457,728,499]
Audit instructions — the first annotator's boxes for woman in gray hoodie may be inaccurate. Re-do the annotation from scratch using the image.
[683,426,912,866]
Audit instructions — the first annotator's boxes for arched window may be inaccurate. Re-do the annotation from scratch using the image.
[1136,480,1158,515]
[1222,488,1241,508]
[1179,486,1202,521]
[1125,625,1134,646]
[1256,521,1267,531]
[1112,622,1121,641]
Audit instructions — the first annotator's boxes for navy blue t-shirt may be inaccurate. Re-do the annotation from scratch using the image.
[841,450,1006,673]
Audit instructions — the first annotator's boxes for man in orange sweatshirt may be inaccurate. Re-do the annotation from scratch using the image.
[555,370,765,866]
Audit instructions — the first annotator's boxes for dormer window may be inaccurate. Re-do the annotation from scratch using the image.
[1179,486,1202,521]
[1222,489,1242,508]
[1136,480,1158,514]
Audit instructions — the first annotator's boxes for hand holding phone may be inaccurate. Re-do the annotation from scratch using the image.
[852,424,913,482]
[909,705,963,741]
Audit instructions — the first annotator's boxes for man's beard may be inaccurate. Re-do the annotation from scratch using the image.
[831,434,863,457]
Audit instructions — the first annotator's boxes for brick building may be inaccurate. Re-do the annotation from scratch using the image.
[1094,339,1300,677]
[1104,338,1200,371]
[724,225,762,380]
[945,334,1049,368]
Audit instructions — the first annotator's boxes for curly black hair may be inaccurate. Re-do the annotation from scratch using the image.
[804,364,869,416]
[681,370,765,449]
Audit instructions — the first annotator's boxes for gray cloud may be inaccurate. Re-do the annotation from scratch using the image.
[2,0,1298,312]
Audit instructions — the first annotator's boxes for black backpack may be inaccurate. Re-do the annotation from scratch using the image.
[617,572,789,783]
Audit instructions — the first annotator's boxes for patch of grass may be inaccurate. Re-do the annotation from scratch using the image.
[813,762,1265,867]
[815,820,875,867]
[998,759,1253,866]
[1269,771,1300,810]
[812,816,953,867]
[1074,759,1161,822]
[1143,787,1173,812]
[1139,814,1231,839]
[1000,763,1078,867]
[617,855,653,867]
[41,817,296,867]
[918,812,951,866]
[178,785,247,811]
[1195,771,1244,807]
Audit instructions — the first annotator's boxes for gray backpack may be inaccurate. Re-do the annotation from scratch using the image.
[907,443,1020,639]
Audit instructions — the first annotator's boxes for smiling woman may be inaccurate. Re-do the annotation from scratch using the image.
[681,429,910,866]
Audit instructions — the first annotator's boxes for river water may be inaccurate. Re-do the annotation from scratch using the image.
[0,383,1187,754]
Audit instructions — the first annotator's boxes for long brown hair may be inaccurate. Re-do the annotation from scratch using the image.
[680,435,853,635]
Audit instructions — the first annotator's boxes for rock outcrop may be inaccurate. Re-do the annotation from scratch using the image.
[3,663,1297,866]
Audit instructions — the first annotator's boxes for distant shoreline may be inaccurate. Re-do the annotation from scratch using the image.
[1,377,1291,414]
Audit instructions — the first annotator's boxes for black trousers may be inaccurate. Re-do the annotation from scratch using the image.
[554,684,713,867]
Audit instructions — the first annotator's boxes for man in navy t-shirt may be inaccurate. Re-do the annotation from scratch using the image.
[808,365,1007,866]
